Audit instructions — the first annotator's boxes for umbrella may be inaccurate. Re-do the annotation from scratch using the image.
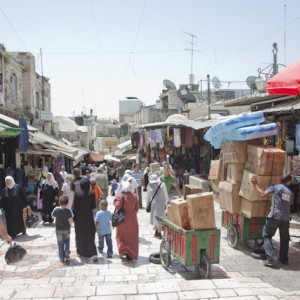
[18,116,29,152]
[265,60,300,96]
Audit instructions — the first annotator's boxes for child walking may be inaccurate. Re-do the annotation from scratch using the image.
[94,199,113,258]
[51,195,74,263]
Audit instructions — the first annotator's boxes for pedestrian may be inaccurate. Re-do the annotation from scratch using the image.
[146,174,169,239]
[59,165,68,183]
[90,177,103,215]
[94,199,113,258]
[114,176,139,261]
[93,166,109,200]
[160,164,181,202]
[251,173,293,267]
[73,177,98,262]
[131,163,144,209]
[0,218,12,244]
[0,176,29,238]
[61,174,74,209]
[70,168,82,193]
[143,167,150,191]
[40,172,59,224]
[51,195,74,264]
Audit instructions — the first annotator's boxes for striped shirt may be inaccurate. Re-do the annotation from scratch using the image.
[131,170,143,187]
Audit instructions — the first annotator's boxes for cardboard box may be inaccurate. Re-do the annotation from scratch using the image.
[226,163,245,184]
[218,181,241,213]
[239,170,273,201]
[170,199,191,230]
[240,198,271,218]
[208,159,223,180]
[183,184,203,199]
[166,204,175,223]
[245,144,286,176]
[209,180,220,195]
[186,192,216,230]
[221,141,247,164]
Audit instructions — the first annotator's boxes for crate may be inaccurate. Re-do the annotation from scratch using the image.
[162,219,220,266]
[221,210,266,240]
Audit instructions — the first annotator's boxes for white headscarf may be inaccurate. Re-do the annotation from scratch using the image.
[45,172,58,189]
[5,176,15,189]
[121,181,133,193]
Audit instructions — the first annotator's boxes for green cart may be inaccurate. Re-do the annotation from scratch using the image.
[221,210,266,249]
[159,218,220,279]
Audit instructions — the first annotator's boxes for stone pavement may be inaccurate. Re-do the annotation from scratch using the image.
[1,190,300,300]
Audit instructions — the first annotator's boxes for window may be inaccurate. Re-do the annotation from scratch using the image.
[11,73,17,102]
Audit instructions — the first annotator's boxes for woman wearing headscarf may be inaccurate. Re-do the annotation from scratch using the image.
[72,177,98,261]
[146,174,169,239]
[40,172,59,224]
[0,176,29,238]
[114,176,139,261]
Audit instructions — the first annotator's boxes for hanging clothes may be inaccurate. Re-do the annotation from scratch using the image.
[131,132,140,149]
[296,124,300,151]
[139,130,146,148]
[184,128,193,148]
[173,128,181,148]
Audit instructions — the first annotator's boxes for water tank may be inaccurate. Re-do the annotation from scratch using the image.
[74,116,84,126]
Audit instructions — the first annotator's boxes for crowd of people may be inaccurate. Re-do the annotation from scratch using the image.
[0,161,178,264]
[0,160,294,269]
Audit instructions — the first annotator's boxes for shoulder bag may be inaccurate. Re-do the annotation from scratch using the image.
[112,195,125,227]
[146,182,162,213]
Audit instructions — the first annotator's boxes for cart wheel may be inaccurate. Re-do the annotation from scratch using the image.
[244,238,264,250]
[195,251,211,279]
[227,224,239,248]
[160,238,171,270]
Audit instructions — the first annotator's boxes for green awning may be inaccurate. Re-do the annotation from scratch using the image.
[0,125,22,138]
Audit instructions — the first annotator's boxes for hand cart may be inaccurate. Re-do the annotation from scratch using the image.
[159,218,220,279]
[221,210,266,249]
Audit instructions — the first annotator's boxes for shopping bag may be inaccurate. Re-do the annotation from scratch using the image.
[5,243,27,264]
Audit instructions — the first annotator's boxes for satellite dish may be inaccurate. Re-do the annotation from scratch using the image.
[246,76,258,90]
[212,76,221,89]
[177,88,197,103]
[163,79,176,90]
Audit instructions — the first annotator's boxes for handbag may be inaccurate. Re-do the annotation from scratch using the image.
[23,206,39,228]
[146,183,162,213]
[5,243,27,264]
[112,196,125,227]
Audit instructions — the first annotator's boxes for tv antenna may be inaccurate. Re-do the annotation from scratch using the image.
[183,31,200,81]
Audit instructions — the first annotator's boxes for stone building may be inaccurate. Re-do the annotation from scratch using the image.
[0,44,51,133]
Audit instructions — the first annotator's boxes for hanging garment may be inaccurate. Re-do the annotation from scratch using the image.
[139,130,146,148]
[296,124,300,150]
[131,132,140,149]
[173,128,181,148]
[185,128,193,148]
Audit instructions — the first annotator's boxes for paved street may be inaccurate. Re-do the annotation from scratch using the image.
[1,190,300,300]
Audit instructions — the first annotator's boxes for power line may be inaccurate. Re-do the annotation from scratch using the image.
[0,6,27,51]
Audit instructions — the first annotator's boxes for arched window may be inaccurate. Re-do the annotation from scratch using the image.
[11,73,17,102]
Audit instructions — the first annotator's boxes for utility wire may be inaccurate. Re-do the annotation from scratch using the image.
[0,6,27,51]
[89,0,107,76]
[201,14,300,77]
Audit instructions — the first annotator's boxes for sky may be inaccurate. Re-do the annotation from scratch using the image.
[1,0,300,119]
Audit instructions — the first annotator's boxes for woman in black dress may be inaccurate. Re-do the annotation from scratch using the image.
[72,177,97,261]
[40,172,58,224]
[0,176,28,238]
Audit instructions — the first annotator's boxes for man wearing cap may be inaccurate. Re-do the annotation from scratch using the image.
[93,167,108,200]
[146,174,169,239]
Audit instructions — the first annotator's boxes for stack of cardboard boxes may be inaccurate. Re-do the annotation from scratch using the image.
[166,192,216,231]
[211,142,286,218]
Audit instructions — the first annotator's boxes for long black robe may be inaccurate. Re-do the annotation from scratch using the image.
[72,178,97,258]
[1,184,28,238]
[40,184,58,223]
